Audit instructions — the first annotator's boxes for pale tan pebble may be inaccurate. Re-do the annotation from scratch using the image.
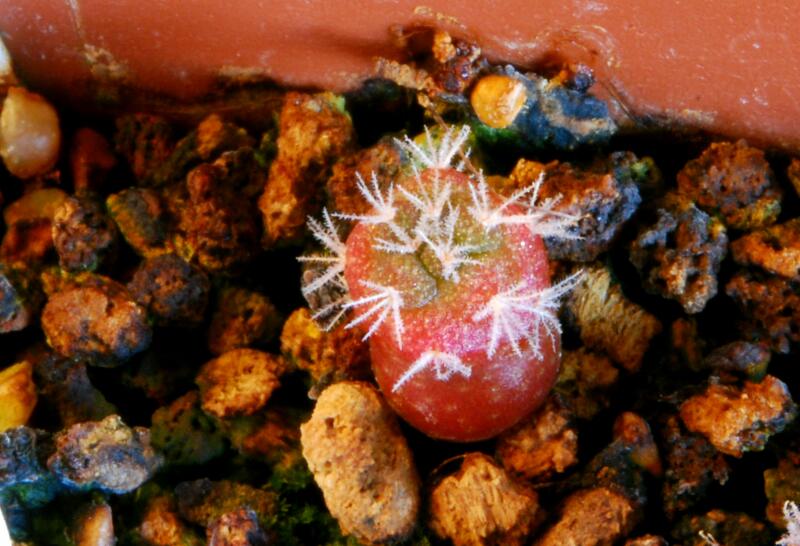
[300,381,419,544]
[196,349,287,419]
[496,394,578,481]
[429,452,541,546]
[566,263,662,372]
[535,487,639,546]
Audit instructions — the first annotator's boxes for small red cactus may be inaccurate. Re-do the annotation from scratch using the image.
[301,126,579,441]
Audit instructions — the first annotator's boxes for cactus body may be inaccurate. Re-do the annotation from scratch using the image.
[302,126,578,441]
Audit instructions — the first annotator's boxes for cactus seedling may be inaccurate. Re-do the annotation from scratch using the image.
[301,126,579,441]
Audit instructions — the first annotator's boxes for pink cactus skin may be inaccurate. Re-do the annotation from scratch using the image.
[343,167,560,442]
[300,126,577,441]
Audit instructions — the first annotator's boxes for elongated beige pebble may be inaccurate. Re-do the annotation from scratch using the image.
[301,381,419,544]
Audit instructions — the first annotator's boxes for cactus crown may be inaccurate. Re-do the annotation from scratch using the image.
[300,125,580,391]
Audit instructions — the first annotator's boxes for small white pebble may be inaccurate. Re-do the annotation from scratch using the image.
[0,35,15,85]
[0,86,61,179]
